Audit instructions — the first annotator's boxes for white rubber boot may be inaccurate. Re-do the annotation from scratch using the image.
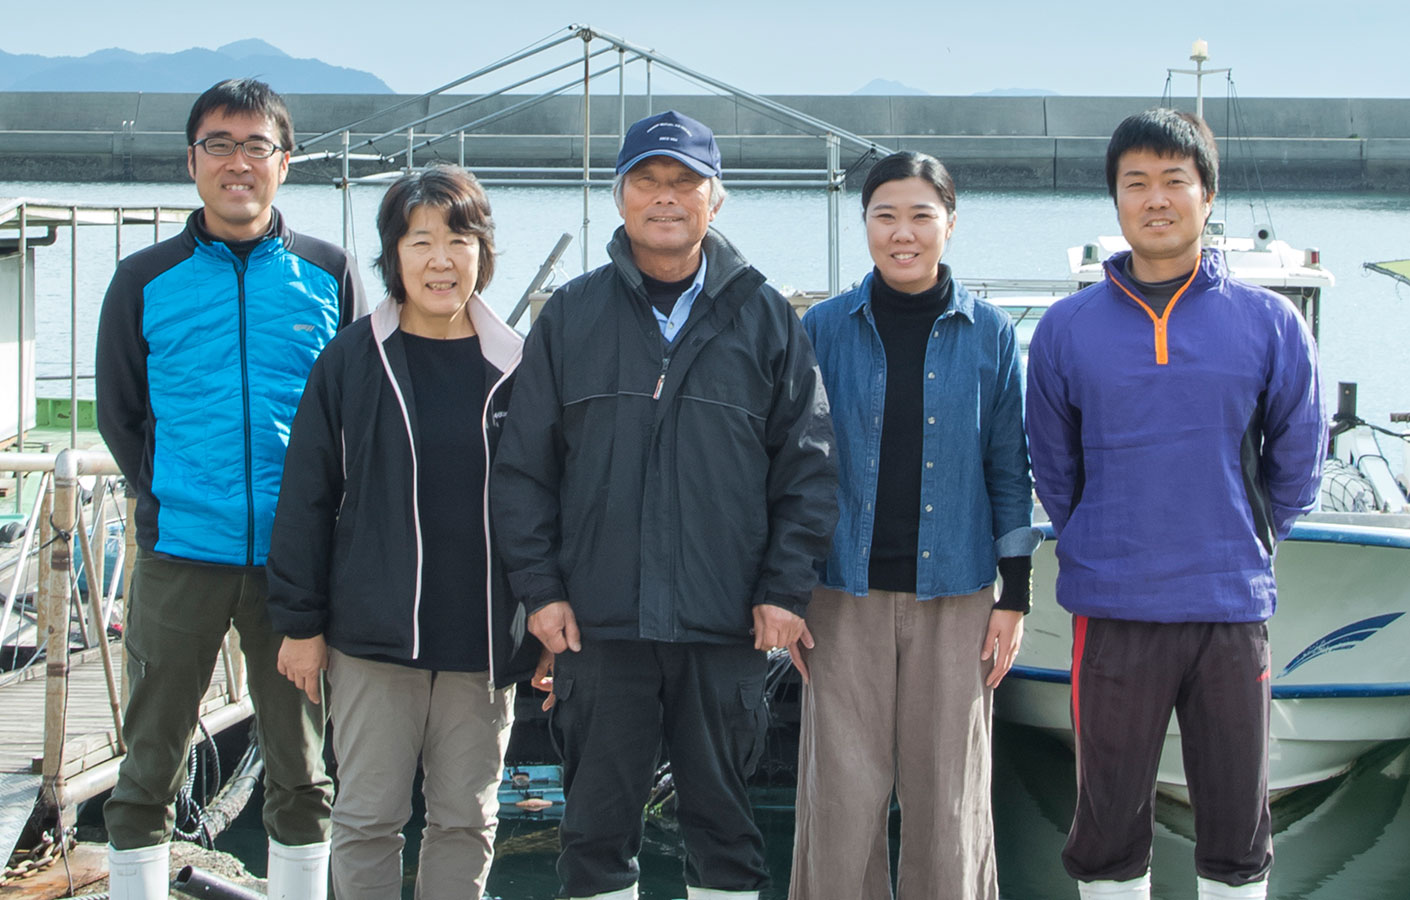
[1078,871,1152,900]
[266,838,330,900]
[571,888,638,900]
[686,888,761,900]
[1198,877,1268,899]
[107,843,170,900]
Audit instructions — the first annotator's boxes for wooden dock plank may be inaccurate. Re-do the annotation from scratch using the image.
[0,640,248,782]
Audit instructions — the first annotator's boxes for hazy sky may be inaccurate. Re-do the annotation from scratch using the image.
[5,0,1408,97]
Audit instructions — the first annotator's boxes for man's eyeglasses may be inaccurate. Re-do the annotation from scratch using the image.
[192,137,283,160]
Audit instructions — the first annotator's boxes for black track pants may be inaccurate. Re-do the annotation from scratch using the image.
[1061,616,1273,887]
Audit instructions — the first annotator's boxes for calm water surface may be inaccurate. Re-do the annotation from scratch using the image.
[9,178,1409,896]
[5,178,1406,466]
[212,725,1410,899]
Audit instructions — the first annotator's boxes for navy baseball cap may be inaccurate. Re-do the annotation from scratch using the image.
[615,110,722,178]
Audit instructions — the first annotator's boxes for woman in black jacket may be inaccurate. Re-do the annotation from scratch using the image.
[267,165,538,900]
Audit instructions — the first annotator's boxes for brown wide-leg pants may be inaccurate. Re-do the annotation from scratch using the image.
[790,586,999,900]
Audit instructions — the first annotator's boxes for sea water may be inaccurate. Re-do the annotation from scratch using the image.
[5,178,1407,469]
[7,178,1410,898]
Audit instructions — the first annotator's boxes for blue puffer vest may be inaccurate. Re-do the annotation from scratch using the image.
[141,222,343,565]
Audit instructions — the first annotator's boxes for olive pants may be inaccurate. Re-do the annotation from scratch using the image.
[104,549,332,849]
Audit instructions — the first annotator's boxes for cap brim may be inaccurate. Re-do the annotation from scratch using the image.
[616,149,719,178]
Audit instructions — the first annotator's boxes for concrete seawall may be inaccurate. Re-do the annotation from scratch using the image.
[3,92,1409,190]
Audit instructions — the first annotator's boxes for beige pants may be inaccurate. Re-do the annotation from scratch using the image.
[789,587,998,900]
[326,649,514,900]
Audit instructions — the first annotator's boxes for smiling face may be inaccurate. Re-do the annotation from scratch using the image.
[1114,148,1214,282]
[186,107,288,242]
[865,176,955,295]
[396,205,480,339]
[619,156,719,280]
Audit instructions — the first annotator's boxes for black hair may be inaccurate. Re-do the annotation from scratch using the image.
[860,151,957,217]
[1105,108,1219,200]
[185,78,294,152]
[375,165,496,302]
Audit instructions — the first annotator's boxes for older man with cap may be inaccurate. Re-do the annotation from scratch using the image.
[492,110,838,900]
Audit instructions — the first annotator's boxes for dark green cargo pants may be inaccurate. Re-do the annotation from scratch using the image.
[104,548,333,849]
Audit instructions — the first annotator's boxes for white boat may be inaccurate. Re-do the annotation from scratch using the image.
[992,228,1410,799]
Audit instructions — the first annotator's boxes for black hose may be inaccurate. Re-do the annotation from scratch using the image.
[172,865,265,900]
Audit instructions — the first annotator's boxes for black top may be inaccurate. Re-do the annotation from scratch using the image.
[867,266,952,592]
[865,266,1033,611]
[1123,256,1192,317]
[640,270,698,319]
[265,314,542,689]
[398,332,489,671]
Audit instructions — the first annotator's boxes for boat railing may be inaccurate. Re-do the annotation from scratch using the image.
[0,448,248,832]
[0,199,195,488]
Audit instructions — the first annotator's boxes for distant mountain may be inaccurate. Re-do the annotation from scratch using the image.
[971,88,1061,97]
[217,39,288,60]
[853,78,929,96]
[0,41,392,93]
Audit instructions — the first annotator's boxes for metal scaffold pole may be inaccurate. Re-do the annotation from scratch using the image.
[341,130,351,250]
[582,31,593,273]
[827,134,841,297]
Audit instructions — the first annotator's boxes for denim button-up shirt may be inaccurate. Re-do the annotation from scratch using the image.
[802,272,1041,600]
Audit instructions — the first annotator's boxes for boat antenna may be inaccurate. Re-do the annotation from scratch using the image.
[1168,39,1230,122]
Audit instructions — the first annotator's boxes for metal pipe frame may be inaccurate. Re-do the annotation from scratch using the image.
[379,52,632,165]
[300,23,895,277]
[295,28,583,152]
[17,203,28,510]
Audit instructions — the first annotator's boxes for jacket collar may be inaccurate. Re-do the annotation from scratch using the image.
[606,225,752,298]
[1102,246,1227,297]
[369,293,523,373]
[186,207,289,256]
[848,269,975,323]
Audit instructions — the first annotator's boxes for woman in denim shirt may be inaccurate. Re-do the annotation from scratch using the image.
[788,151,1040,900]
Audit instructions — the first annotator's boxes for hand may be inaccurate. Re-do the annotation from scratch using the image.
[528,601,581,655]
[786,623,815,684]
[277,635,328,704]
[981,609,1024,689]
[752,604,805,652]
[532,647,557,711]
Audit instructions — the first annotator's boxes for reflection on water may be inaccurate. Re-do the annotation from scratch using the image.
[993,726,1410,900]
[278,724,1405,899]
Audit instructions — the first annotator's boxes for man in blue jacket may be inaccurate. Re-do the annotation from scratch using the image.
[1026,108,1326,900]
[95,78,363,900]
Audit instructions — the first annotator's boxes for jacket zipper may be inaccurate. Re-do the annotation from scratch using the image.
[233,254,255,566]
[372,330,425,660]
[482,365,513,699]
[1106,254,1200,366]
[653,355,672,400]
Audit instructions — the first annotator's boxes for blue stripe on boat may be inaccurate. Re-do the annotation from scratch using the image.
[1008,665,1410,698]
[1036,520,1410,548]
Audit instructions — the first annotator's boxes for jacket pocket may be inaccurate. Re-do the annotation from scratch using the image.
[732,677,769,777]
[546,675,574,762]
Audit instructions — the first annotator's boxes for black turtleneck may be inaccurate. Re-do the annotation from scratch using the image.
[866,266,1032,612]
[867,266,951,592]
[640,270,697,318]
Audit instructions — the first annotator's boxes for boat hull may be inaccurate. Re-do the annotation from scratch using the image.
[995,515,1410,797]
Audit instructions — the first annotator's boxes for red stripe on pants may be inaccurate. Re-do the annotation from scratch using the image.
[1071,614,1088,745]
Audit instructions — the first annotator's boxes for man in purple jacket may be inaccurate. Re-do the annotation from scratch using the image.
[1025,108,1326,900]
